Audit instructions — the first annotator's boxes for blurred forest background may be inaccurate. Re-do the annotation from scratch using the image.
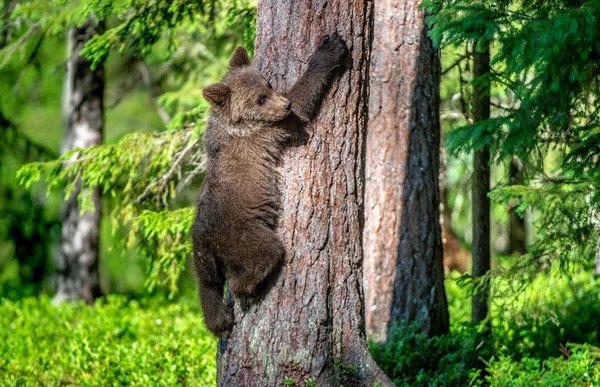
[1,0,600,386]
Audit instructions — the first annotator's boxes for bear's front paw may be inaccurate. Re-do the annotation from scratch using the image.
[313,32,349,68]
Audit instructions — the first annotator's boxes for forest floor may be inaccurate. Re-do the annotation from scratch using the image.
[1,271,600,386]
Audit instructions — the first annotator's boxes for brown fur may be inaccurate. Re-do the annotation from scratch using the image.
[192,34,348,337]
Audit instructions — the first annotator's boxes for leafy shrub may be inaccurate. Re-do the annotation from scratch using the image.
[485,345,600,387]
[371,322,600,387]
[493,271,600,360]
[0,295,217,386]
[369,322,483,386]
[371,271,600,386]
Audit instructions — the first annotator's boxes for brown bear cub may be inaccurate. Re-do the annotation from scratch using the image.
[192,34,348,338]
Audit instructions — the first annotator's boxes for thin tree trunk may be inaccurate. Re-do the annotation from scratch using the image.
[596,233,600,276]
[596,234,600,277]
[471,42,491,324]
[54,19,104,305]
[508,158,526,255]
[593,207,600,277]
[216,2,392,386]
[363,0,449,343]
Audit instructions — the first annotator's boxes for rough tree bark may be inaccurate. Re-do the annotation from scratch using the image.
[508,158,526,255]
[54,19,104,305]
[471,41,491,324]
[216,2,393,386]
[363,0,449,343]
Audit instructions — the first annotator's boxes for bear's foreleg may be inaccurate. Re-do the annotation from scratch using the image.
[284,33,348,122]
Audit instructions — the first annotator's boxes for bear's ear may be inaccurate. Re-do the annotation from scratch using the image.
[203,83,231,106]
[229,46,251,69]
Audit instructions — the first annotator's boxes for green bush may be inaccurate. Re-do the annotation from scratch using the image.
[493,272,600,360]
[370,271,600,386]
[485,345,600,387]
[371,322,600,387]
[369,322,483,386]
[0,295,217,386]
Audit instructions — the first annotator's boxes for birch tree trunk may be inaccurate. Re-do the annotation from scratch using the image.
[471,42,491,324]
[363,0,449,343]
[216,1,392,386]
[54,19,104,305]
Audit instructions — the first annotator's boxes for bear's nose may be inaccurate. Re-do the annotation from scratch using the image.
[284,100,292,111]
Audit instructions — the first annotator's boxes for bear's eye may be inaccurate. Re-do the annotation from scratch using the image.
[256,96,266,105]
[267,81,273,89]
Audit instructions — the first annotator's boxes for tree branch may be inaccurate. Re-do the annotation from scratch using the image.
[442,52,473,76]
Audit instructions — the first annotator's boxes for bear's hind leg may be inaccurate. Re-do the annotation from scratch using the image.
[195,250,233,337]
[228,229,284,297]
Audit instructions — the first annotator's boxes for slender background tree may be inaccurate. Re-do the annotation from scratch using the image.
[54,18,105,304]
[470,40,491,325]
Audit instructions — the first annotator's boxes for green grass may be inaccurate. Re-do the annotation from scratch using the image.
[2,269,600,386]
[0,295,217,386]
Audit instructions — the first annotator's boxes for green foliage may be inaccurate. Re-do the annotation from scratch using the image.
[0,186,59,299]
[134,207,195,296]
[303,379,318,387]
[448,264,600,360]
[81,0,210,66]
[426,0,600,173]
[492,270,600,360]
[16,128,201,297]
[2,0,257,68]
[370,322,482,386]
[484,346,600,387]
[372,271,600,386]
[424,0,600,292]
[491,185,597,281]
[0,295,217,386]
[17,129,199,210]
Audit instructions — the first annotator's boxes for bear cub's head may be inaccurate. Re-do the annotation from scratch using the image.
[203,47,291,128]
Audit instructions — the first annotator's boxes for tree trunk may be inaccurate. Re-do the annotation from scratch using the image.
[508,158,526,255]
[363,0,449,343]
[593,207,600,277]
[54,19,104,305]
[471,42,491,324]
[596,233,600,277]
[216,2,392,386]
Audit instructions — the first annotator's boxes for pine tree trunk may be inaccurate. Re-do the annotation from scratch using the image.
[216,2,392,386]
[363,0,449,343]
[471,42,491,324]
[508,158,526,255]
[54,19,104,305]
